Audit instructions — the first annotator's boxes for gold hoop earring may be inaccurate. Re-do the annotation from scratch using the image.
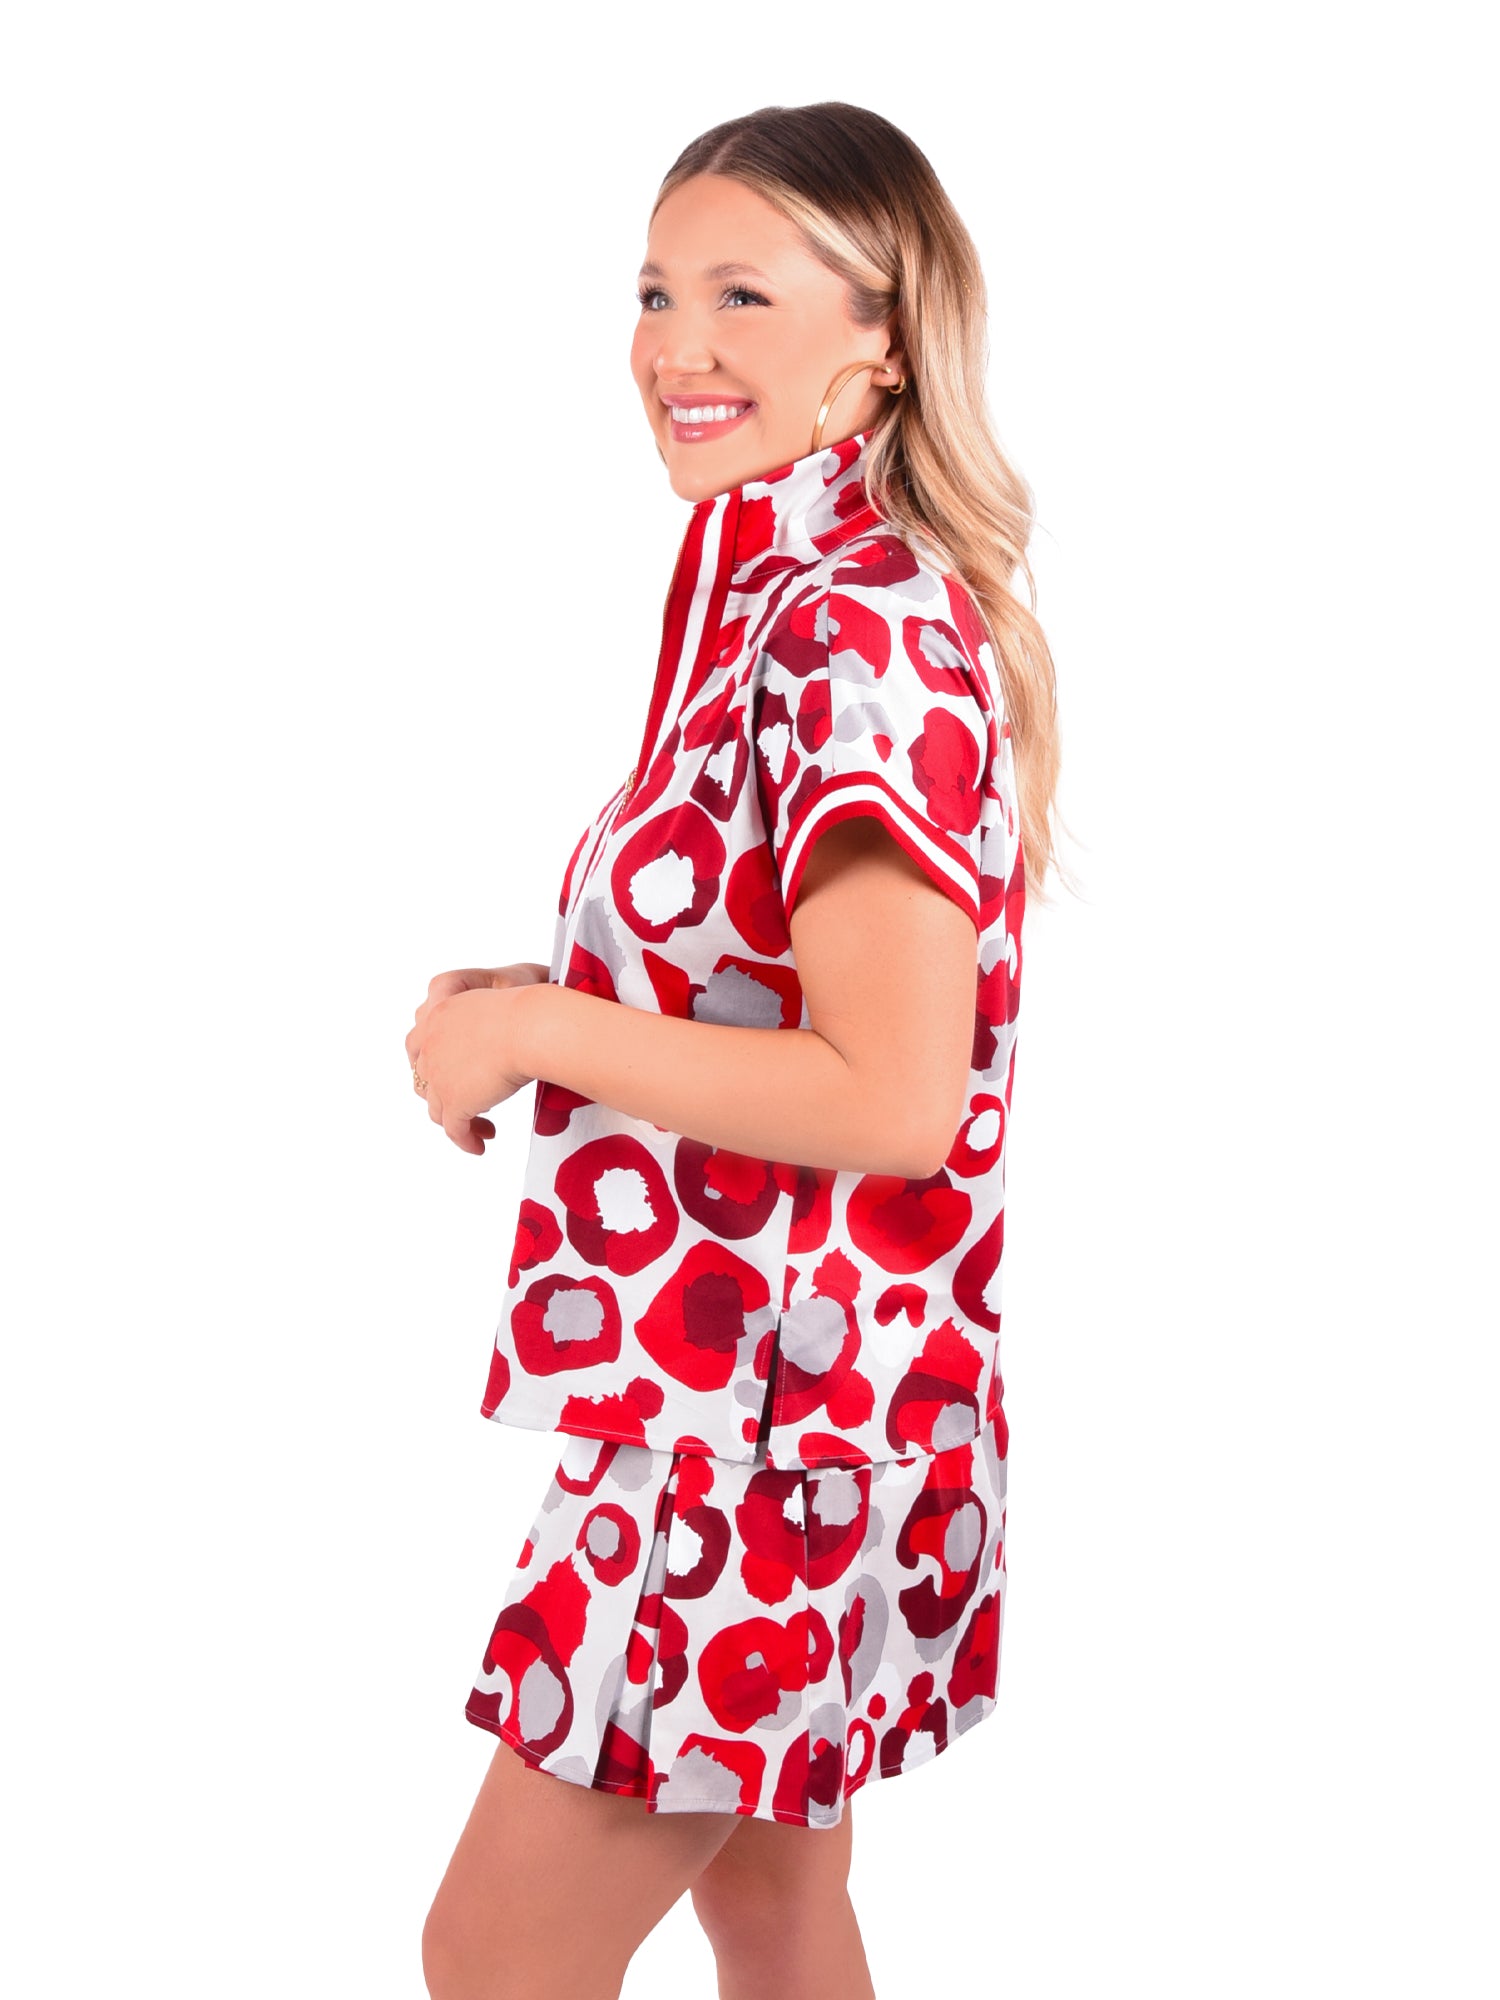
[811,360,907,453]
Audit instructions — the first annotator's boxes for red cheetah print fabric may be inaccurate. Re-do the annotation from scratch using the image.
[480,426,1025,1472]
[465,1401,1007,1828]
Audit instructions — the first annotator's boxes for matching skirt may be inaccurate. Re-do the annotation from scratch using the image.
[463,1410,1008,1830]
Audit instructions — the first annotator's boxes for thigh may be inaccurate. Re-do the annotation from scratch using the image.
[424,1735,742,1997]
[691,1797,856,1921]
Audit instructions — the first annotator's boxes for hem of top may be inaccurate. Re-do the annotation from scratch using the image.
[480,1398,757,1465]
[463,1690,1000,1827]
[481,1397,992,1474]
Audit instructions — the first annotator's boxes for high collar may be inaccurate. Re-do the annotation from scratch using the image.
[627,427,887,809]
[708,425,884,573]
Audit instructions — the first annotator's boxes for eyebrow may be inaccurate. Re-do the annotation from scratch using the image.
[637,260,773,282]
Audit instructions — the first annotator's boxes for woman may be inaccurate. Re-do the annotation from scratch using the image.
[408,101,1060,2000]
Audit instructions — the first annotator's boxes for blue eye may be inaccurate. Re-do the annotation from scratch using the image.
[634,285,770,311]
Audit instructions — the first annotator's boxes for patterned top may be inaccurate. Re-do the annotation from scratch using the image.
[480,426,1025,1471]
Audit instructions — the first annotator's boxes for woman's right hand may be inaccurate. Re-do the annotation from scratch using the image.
[424,962,552,1002]
[404,963,552,1147]
[406,963,551,1076]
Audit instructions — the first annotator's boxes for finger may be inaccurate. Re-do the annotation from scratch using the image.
[428,969,480,1000]
[470,1118,496,1138]
[445,1111,481,1153]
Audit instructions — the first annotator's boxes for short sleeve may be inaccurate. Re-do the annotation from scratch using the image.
[755,576,993,930]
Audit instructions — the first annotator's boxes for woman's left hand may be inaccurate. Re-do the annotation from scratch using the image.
[405,985,539,1155]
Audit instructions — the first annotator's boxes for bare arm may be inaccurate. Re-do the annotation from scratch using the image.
[510,815,976,1179]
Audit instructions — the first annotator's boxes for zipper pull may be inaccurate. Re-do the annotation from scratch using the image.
[623,763,637,800]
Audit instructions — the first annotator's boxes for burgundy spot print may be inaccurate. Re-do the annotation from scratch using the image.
[954,1212,1004,1335]
[884,1322,987,1455]
[685,690,752,825]
[480,425,1023,1476]
[507,1198,562,1284]
[698,1612,824,1733]
[845,1172,973,1275]
[509,1273,621,1377]
[478,1344,510,1419]
[533,1078,590,1140]
[900,609,977,698]
[769,1260,864,1429]
[464,1414,1007,1829]
[673,1136,790,1241]
[556,1373,664,1447]
[827,588,892,674]
[613,805,727,943]
[554,1135,678,1276]
[723,838,792,958]
[895,1481,989,1638]
[576,1502,641,1584]
[949,1094,1007,1179]
[634,1238,776,1393]
[911,703,986,838]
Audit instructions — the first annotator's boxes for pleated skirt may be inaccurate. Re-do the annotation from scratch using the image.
[463,1407,1007,1831]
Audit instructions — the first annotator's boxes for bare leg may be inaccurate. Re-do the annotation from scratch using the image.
[689,1799,877,2000]
[422,1735,743,2000]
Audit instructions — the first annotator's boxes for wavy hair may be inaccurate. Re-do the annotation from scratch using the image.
[653,101,1071,907]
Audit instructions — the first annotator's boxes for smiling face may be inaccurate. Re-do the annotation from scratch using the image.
[631,172,904,503]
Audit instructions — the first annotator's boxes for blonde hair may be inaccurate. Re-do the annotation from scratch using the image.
[654,102,1073,909]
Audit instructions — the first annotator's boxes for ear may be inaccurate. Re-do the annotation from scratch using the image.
[881,314,907,385]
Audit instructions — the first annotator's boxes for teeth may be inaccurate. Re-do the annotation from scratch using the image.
[673,403,748,423]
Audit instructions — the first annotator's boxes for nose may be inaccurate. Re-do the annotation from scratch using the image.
[647,315,718,381]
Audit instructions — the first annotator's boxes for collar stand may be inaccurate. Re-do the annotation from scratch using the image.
[690,426,884,570]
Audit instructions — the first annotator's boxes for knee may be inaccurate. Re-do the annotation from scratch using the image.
[422,1892,623,2000]
[691,1848,850,1957]
[421,1897,513,2000]
[690,1872,771,1959]
[421,1898,475,2000]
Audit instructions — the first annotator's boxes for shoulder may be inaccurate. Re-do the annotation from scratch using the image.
[761,532,1000,726]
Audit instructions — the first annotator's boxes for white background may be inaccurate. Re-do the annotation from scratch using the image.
[4,4,1495,1994]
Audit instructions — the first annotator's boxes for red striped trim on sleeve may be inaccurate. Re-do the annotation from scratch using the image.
[780,770,982,930]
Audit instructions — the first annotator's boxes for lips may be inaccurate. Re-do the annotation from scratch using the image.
[660,395,754,412]
[665,400,757,442]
